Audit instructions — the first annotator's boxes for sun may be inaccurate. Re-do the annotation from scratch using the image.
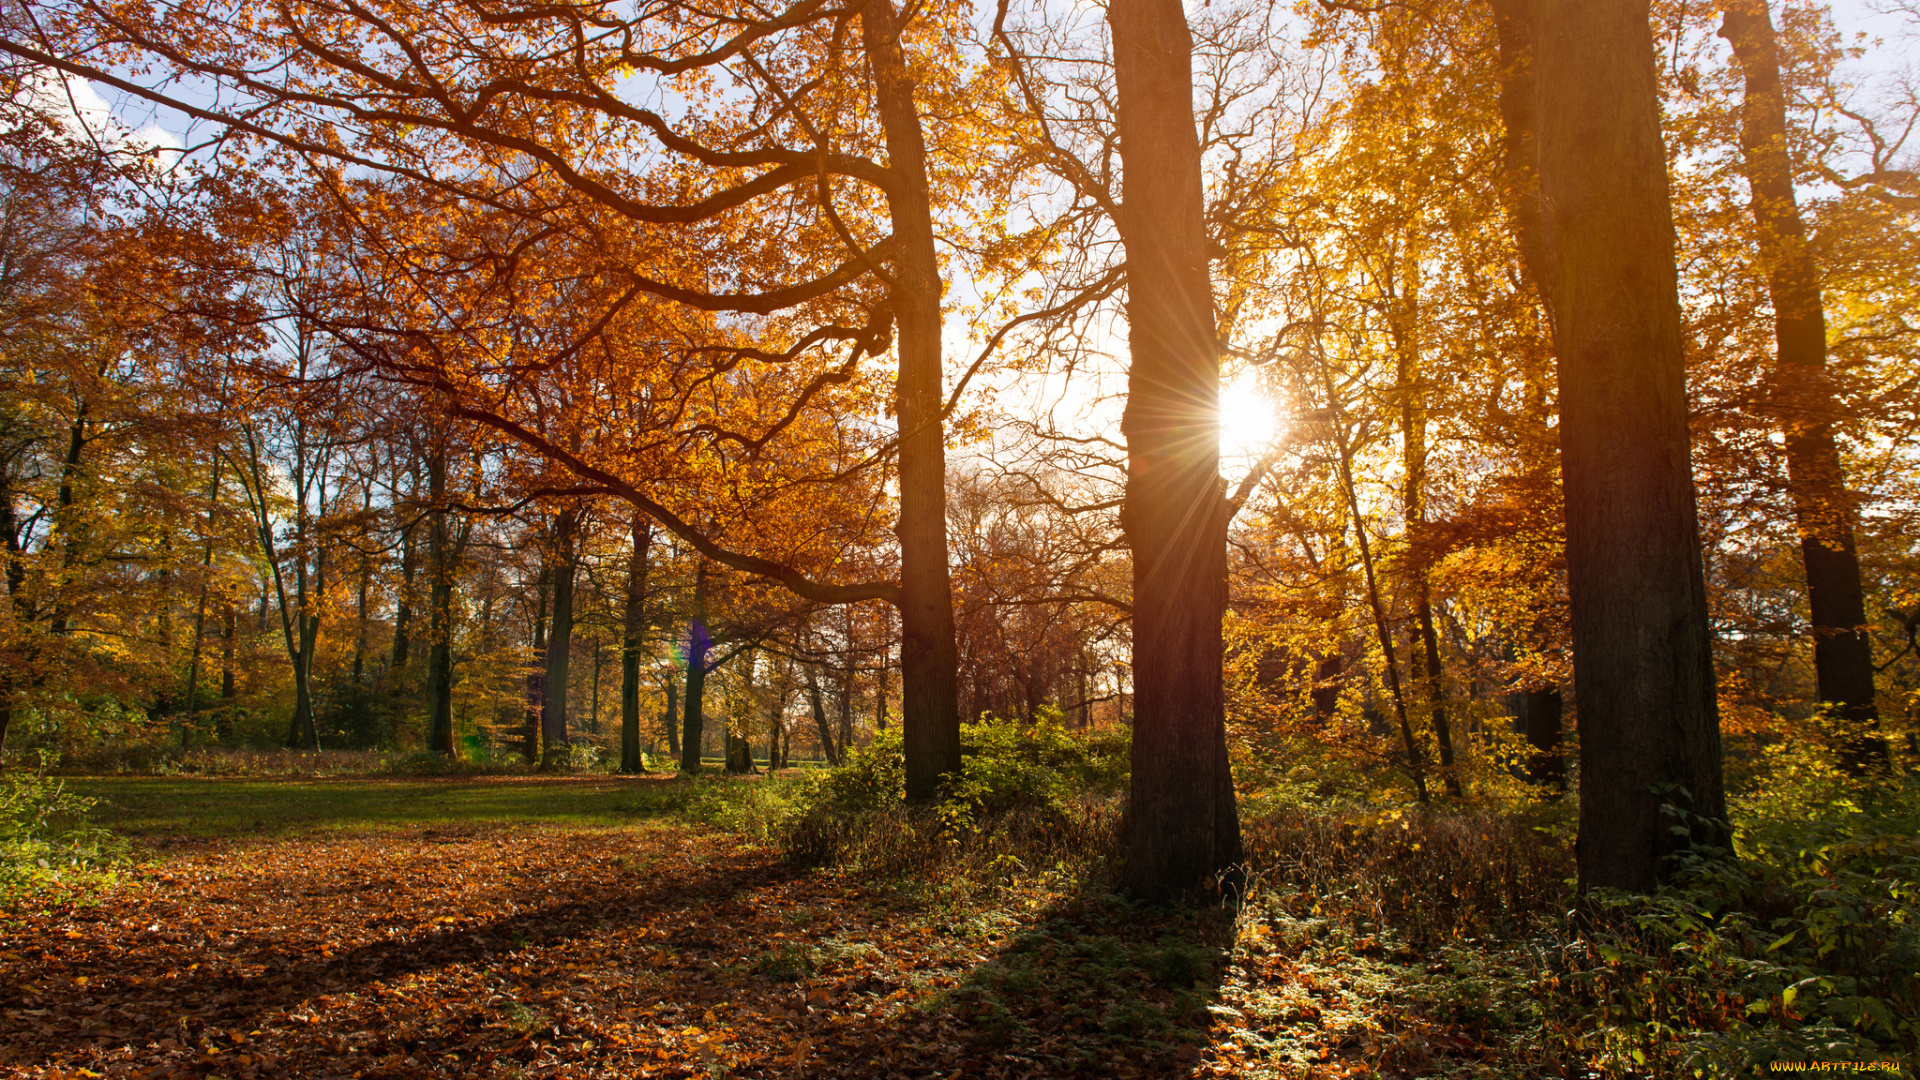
[1220,369,1281,461]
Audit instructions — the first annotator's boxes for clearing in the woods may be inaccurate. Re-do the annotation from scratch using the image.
[0,777,1467,1079]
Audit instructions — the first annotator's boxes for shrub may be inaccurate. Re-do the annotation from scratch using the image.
[1556,790,1920,1076]
[1238,803,1575,944]
[0,756,126,907]
[782,713,1128,884]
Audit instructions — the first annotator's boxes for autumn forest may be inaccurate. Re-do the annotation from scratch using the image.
[0,0,1917,1075]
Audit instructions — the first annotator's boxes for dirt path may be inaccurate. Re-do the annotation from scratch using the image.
[0,822,1260,1079]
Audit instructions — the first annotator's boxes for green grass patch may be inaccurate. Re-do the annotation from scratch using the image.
[63,773,785,839]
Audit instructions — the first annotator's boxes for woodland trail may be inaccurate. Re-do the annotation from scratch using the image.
[0,804,1315,1080]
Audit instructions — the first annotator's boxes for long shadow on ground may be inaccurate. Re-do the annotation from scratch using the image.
[1,822,1235,1079]
[883,889,1236,1078]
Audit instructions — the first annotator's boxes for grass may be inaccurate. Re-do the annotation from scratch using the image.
[64,774,724,839]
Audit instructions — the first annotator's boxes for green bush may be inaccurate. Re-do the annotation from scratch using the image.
[1555,787,1920,1076]
[782,712,1128,883]
[1,757,126,906]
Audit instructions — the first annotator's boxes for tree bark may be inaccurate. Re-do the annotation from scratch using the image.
[621,512,652,774]
[1108,0,1242,900]
[182,453,223,745]
[523,561,549,763]
[1521,0,1727,891]
[1392,251,1461,797]
[218,601,236,742]
[726,647,758,774]
[48,401,86,637]
[680,561,711,773]
[541,507,579,768]
[1490,0,1567,792]
[1523,683,1566,791]
[426,451,456,756]
[391,472,420,684]
[860,0,964,803]
[807,669,841,766]
[663,677,680,759]
[1719,0,1885,771]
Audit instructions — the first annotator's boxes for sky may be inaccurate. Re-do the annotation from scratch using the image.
[26,0,1915,480]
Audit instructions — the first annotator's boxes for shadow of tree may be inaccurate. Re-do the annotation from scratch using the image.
[830,885,1237,1078]
[4,822,1238,1079]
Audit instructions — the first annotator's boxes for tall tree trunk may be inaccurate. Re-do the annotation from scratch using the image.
[48,401,86,637]
[807,669,841,766]
[861,0,964,803]
[1490,0,1567,790]
[523,562,549,764]
[218,601,236,742]
[182,453,223,745]
[391,516,418,683]
[156,558,177,735]
[426,452,456,756]
[621,513,652,774]
[1107,0,1242,899]
[768,693,787,770]
[541,507,579,768]
[1392,249,1462,797]
[680,561,711,773]
[0,459,23,753]
[726,648,757,774]
[1328,399,1431,804]
[589,640,603,736]
[1522,0,1727,891]
[1720,0,1885,772]
[663,677,680,759]
[353,452,375,683]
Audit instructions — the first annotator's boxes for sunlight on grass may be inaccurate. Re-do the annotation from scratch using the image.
[66,776,701,838]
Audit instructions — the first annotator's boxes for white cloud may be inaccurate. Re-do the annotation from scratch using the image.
[17,69,185,167]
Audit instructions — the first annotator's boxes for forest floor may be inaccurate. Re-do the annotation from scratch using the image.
[0,777,1510,1079]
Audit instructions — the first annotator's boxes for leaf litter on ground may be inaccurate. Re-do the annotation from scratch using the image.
[0,785,1524,1079]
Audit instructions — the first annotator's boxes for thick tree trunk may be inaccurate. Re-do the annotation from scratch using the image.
[1720,0,1885,772]
[861,0,964,803]
[426,453,456,756]
[1109,0,1242,900]
[680,561,711,773]
[541,508,579,768]
[1523,0,1727,891]
[621,514,652,774]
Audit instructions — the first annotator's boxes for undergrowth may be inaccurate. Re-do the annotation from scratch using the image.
[1549,770,1920,1077]
[783,711,1128,889]
[0,756,126,908]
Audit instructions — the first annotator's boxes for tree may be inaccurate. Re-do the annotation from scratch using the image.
[7,0,996,800]
[1514,0,1728,891]
[1718,0,1884,770]
[620,510,653,773]
[1107,0,1242,899]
